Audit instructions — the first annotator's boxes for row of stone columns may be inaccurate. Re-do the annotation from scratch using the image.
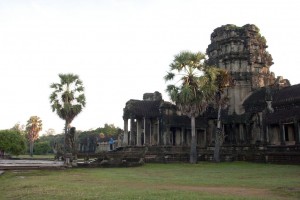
[123,117,209,146]
[123,117,202,146]
[123,117,160,146]
[124,117,300,147]
[224,120,300,145]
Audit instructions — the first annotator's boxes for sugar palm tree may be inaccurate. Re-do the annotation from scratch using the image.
[26,116,43,157]
[164,51,217,163]
[50,73,86,153]
[210,69,232,162]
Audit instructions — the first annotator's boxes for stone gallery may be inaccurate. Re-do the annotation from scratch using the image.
[121,24,300,163]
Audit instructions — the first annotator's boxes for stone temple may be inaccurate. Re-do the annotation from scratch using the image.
[121,24,300,163]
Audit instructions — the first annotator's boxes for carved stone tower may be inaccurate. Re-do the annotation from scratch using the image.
[206,24,275,114]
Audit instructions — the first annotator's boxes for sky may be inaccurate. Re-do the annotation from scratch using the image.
[1,0,300,134]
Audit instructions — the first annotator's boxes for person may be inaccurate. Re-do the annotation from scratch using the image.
[109,137,114,151]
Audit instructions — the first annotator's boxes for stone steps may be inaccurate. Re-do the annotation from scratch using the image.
[0,159,65,170]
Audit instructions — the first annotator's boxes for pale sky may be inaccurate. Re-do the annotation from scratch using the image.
[1,0,299,134]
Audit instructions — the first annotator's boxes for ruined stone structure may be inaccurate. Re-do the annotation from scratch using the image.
[122,24,300,164]
[206,24,275,115]
[205,24,297,147]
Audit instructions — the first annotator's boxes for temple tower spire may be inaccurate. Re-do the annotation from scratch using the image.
[206,24,275,114]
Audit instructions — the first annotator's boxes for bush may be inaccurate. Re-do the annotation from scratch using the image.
[0,130,26,156]
[33,141,52,155]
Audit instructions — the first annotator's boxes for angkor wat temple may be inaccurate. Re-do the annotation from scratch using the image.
[121,24,300,164]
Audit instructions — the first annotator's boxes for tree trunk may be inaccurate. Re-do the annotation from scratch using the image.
[64,121,68,154]
[190,116,197,164]
[29,141,34,157]
[214,105,222,162]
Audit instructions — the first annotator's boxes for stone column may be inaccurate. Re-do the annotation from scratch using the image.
[163,126,168,145]
[280,123,286,145]
[238,124,244,144]
[137,119,142,146]
[157,118,160,145]
[198,129,206,147]
[143,117,146,145]
[123,118,128,146]
[259,113,264,143]
[130,117,134,145]
[294,120,300,145]
[149,119,152,145]
[230,123,236,144]
[181,127,184,145]
[245,124,250,144]
[265,125,269,144]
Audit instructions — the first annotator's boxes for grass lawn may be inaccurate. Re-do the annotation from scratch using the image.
[0,162,299,200]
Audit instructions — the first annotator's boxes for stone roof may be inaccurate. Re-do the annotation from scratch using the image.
[243,84,300,111]
[243,87,271,112]
[266,107,300,124]
[242,84,300,124]
[123,99,161,119]
[266,84,300,124]
[272,84,300,107]
[123,98,207,128]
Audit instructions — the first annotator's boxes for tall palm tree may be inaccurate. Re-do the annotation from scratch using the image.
[209,69,232,162]
[164,51,217,163]
[26,116,43,157]
[49,73,86,154]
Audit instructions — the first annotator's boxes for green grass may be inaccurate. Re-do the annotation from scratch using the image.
[1,162,299,200]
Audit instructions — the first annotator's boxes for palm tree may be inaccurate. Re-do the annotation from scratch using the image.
[210,69,232,162]
[26,116,43,157]
[164,51,217,163]
[49,73,86,154]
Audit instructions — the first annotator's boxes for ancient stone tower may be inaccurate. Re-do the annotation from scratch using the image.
[206,24,276,114]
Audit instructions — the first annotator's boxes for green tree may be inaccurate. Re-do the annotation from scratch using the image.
[49,73,86,154]
[100,123,122,137]
[164,51,216,163]
[0,130,26,156]
[26,116,43,157]
[45,128,56,136]
[34,141,52,155]
[11,122,25,134]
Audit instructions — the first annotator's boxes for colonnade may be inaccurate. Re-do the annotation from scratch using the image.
[122,117,206,147]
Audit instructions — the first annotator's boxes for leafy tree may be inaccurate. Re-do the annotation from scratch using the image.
[164,51,217,163]
[26,116,43,157]
[37,133,62,154]
[34,141,52,155]
[100,123,122,137]
[45,128,56,136]
[50,73,86,154]
[11,122,26,134]
[0,130,26,156]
